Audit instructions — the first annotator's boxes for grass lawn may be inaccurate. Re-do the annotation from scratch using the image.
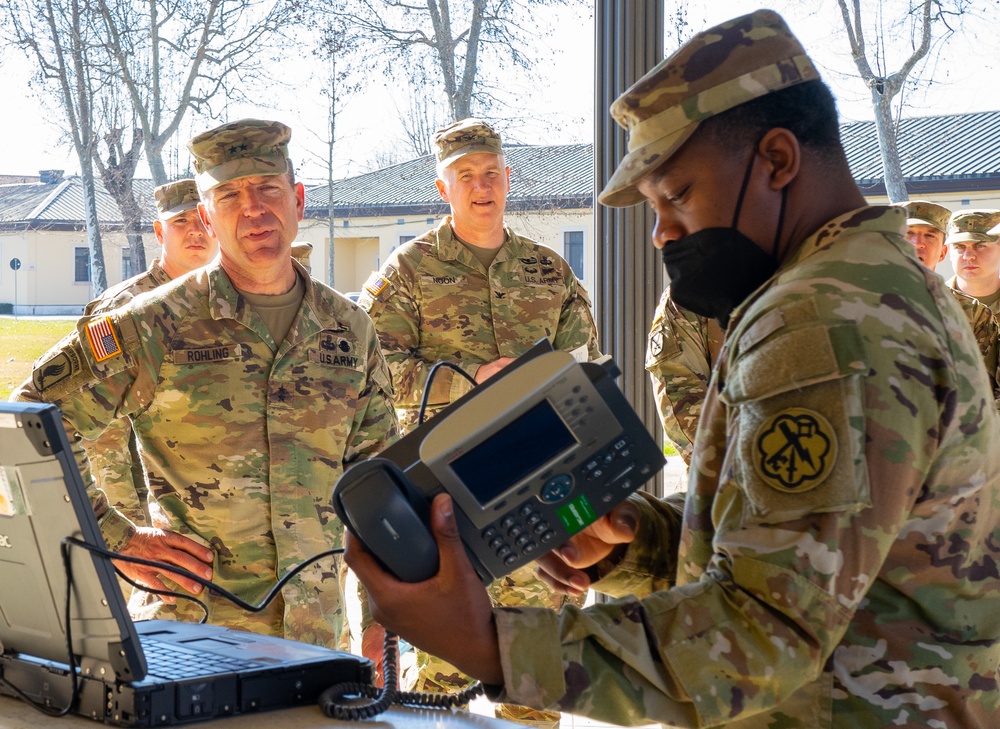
[0,318,74,399]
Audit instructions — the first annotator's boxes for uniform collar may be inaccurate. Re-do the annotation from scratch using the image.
[146,258,174,286]
[206,258,348,344]
[725,205,906,332]
[433,215,520,265]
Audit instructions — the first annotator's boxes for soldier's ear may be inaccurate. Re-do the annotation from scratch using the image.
[198,203,216,237]
[435,178,449,203]
[757,128,799,192]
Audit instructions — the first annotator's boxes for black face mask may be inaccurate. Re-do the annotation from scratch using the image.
[660,152,786,328]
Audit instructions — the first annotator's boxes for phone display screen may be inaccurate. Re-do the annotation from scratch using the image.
[451,399,576,506]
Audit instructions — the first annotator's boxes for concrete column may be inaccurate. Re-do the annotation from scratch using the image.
[594,0,666,495]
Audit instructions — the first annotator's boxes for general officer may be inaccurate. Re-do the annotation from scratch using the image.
[358,118,600,728]
[13,119,398,648]
[347,10,1000,727]
[83,179,218,530]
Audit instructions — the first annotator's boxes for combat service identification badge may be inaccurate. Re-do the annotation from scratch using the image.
[754,407,836,493]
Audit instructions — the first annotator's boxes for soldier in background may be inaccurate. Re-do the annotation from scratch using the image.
[904,200,1000,403]
[645,292,722,465]
[347,10,1000,727]
[83,179,217,531]
[946,209,1000,314]
[14,119,397,649]
[358,118,600,728]
[291,241,313,273]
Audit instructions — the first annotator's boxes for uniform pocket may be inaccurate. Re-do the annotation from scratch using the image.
[721,321,872,525]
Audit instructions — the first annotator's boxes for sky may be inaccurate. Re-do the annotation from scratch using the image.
[3,0,998,184]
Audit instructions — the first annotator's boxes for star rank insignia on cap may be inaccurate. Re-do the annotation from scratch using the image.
[85,316,123,362]
[754,407,836,493]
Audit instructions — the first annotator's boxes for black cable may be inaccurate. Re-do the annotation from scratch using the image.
[112,565,210,622]
[63,536,343,615]
[417,361,479,426]
[318,631,484,720]
[0,542,82,717]
[28,515,484,721]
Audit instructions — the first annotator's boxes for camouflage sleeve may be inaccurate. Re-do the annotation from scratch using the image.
[343,327,400,466]
[11,309,153,551]
[360,267,477,414]
[551,275,602,361]
[968,304,1000,407]
[491,314,923,725]
[346,330,400,634]
[84,417,148,526]
[645,289,717,464]
[588,490,684,598]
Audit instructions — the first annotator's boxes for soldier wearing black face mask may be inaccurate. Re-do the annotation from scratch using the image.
[346,10,1000,728]
[659,148,785,327]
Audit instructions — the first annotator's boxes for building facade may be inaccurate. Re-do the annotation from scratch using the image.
[3,111,1000,313]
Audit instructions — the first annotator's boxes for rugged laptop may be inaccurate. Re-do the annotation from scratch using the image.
[0,401,370,726]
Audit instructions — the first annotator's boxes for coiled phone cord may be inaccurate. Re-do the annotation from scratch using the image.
[318,631,484,719]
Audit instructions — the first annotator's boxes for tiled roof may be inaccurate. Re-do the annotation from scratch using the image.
[304,111,1000,217]
[0,177,155,231]
[5,111,1000,228]
[304,143,593,218]
[841,110,1000,193]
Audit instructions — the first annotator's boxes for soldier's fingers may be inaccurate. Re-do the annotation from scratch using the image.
[158,530,215,564]
[534,554,590,596]
[429,494,472,581]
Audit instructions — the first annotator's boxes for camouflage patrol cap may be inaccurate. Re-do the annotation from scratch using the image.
[432,118,503,169]
[188,119,291,192]
[291,241,313,273]
[153,179,200,220]
[946,209,1000,244]
[599,10,820,208]
[904,200,951,234]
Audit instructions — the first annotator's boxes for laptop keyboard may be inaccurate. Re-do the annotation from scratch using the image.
[141,638,262,680]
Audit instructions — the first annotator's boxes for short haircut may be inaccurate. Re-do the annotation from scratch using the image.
[689,80,846,168]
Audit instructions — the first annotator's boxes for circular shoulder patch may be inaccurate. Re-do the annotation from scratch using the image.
[753,408,837,493]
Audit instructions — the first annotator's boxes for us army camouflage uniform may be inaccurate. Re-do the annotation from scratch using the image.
[360,216,600,726]
[947,286,1000,407]
[644,289,724,464]
[14,258,398,647]
[81,258,173,526]
[491,207,1000,727]
[359,217,601,431]
[948,274,1000,317]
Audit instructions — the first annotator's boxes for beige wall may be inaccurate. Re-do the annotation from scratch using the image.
[6,189,999,311]
[0,229,159,315]
[296,207,596,297]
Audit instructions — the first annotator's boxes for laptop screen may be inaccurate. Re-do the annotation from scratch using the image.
[0,402,146,682]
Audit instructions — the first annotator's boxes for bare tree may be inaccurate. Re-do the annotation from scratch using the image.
[396,60,451,158]
[4,0,109,293]
[329,0,581,124]
[314,18,361,288]
[93,0,302,185]
[93,119,148,275]
[835,0,969,202]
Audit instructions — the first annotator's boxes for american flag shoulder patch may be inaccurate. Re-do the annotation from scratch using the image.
[85,315,123,362]
[364,274,390,298]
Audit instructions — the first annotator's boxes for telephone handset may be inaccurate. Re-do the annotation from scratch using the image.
[333,344,665,584]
